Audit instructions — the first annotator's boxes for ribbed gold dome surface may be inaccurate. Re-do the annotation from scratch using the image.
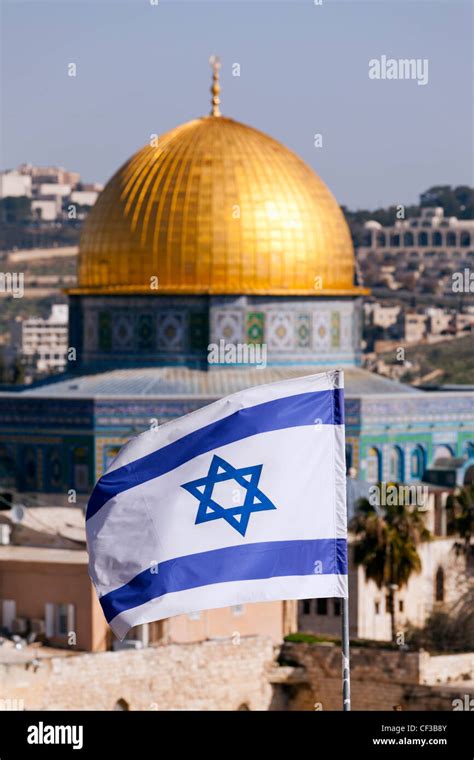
[75,115,363,295]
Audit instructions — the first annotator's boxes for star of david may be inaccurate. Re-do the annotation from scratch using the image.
[181,454,277,537]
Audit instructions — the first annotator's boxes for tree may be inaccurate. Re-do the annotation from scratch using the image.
[351,495,431,641]
[0,196,32,223]
[446,482,474,557]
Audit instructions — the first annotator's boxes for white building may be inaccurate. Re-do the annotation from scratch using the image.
[359,208,474,262]
[1,165,101,220]
[31,199,61,221]
[10,304,69,375]
[0,171,32,198]
[70,190,99,206]
[37,183,72,197]
[299,485,469,641]
[364,302,401,329]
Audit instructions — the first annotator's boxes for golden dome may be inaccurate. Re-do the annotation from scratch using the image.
[74,106,365,296]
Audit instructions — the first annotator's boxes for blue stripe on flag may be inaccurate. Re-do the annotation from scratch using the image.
[99,538,348,623]
[87,388,344,521]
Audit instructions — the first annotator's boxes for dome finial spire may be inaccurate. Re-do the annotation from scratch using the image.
[209,55,221,117]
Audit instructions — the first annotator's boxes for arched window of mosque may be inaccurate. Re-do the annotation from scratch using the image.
[72,447,89,492]
[366,447,381,483]
[390,234,400,247]
[377,232,386,247]
[48,447,63,488]
[446,231,456,246]
[432,231,442,246]
[460,231,471,247]
[410,446,425,479]
[463,442,474,460]
[435,567,445,602]
[0,445,15,485]
[237,704,250,711]
[418,232,428,246]
[23,447,37,488]
[113,698,129,711]
[389,446,404,482]
[433,445,454,465]
[345,443,353,473]
[104,445,122,471]
[403,232,414,246]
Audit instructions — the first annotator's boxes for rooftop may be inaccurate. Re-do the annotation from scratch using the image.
[0,639,79,665]
[3,366,422,400]
[0,507,85,549]
[0,545,88,564]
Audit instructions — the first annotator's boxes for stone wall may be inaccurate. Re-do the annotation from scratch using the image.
[280,642,474,711]
[418,651,474,685]
[0,636,275,711]
[1,636,473,711]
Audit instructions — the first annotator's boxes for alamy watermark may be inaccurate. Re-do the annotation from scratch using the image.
[0,272,24,299]
[452,268,474,293]
[207,340,267,369]
[369,482,428,509]
[369,56,429,86]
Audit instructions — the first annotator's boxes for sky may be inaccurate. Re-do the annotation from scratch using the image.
[1,0,473,210]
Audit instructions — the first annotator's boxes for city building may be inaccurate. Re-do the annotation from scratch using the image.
[301,482,468,640]
[0,171,32,198]
[9,304,69,377]
[360,207,474,259]
[17,164,81,188]
[0,164,100,221]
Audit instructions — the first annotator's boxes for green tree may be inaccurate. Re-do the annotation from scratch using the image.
[0,196,32,223]
[446,482,474,556]
[351,495,431,642]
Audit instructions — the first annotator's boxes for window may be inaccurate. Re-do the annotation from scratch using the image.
[435,567,445,602]
[72,447,89,492]
[302,599,311,615]
[316,599,328,615]
[333,599,341,616]
[104,445,122,472]
[463,442,474,460]
[389,446,404,481]
[57,603,68,635]
[345,443,353,473]
[410,446,425,479]
[367,447,382,483]
[375,601,380,615]
[45,602,75,639]
[399,600,404,613]
[1,599,16,630]
[434,445,454,465]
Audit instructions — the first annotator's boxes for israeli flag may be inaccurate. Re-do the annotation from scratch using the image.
[86,370,348,638]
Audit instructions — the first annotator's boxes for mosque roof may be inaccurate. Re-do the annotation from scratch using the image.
[10,367,422,400]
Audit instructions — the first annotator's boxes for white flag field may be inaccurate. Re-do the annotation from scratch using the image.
[86,369,348,638]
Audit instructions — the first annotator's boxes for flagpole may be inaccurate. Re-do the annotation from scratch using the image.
[342,595,351,711]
